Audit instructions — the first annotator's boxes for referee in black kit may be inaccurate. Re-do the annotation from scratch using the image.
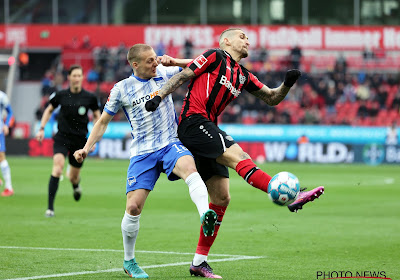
[36,65,101,217]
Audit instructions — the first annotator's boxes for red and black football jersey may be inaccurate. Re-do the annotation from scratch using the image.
[179,49,264,124]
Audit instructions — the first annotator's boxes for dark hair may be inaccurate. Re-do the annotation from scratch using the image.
[68,65,83,75]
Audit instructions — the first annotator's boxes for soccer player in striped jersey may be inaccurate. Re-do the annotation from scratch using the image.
[73,44,217,279]
[146,28,324,278]
[0,90,14,197]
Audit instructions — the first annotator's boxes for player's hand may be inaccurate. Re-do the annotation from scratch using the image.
[73,149,88,163]
[3,125,9,136]
[36,129,44,142]
[145,96,162,112]
[284,69,301,88]
[157,55,176,66]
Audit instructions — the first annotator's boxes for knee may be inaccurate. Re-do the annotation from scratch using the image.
[213,194,231,207]
[222,194,231,206]
[126,202,143,216]
[52,166,63,177]
[185,166,198,178]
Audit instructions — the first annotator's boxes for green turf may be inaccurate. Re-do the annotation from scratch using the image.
[1,157,399,280]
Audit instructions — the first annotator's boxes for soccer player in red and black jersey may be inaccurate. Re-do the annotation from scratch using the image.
[146,28,324,278]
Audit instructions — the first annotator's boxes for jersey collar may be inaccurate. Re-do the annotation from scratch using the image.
[223,49,233,59]
[131,74,151,82]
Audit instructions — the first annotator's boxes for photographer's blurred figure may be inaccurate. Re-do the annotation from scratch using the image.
[386,122,398,146]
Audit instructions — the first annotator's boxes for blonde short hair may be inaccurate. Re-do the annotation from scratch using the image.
[127,44,153,65]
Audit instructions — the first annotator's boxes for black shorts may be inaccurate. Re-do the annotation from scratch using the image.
[53,133,87,168]
[178,114,236,182]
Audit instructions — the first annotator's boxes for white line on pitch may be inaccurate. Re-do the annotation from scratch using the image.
[3,256,263,280]
[0,246,254,258]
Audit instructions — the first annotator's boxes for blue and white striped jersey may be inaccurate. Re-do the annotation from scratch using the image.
[0,90,12,132]
[104,65,182,157]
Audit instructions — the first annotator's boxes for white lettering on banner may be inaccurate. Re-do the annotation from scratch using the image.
[144,26,215,48]
[264,142,287,162]
[298,143,353,163]
[383,28,400,49]
[99,139,130,159]
[386,146,400,163]
[6,27,27,45]
[259,27,322,48]
[325,28,381,48]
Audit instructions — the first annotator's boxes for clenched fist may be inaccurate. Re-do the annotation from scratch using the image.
[145,96,162,112]
[284,69,301,88]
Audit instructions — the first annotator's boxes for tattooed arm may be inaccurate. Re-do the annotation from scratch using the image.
[145,67,196,112]
[158,67,196,100]
[250,69,301,106]
[249,84,290,106]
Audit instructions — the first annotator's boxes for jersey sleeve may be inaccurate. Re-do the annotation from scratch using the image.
[188,49,219,76]
[4,105,13,126]
[103,83,122,116]
[164,65,182,79]
[0,91,10,107]
[48,91,59,107]
[244,71,264,93]
[90,94,101,112]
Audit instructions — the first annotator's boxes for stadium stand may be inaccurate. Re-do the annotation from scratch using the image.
[35,42,400,127]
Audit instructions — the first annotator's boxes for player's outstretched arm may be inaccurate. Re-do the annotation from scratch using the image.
[92,109,101,125]
[250,69,301,106]
[73,111,113,163]
[35,104,55,142]
[145,67,196,112]
[158,55,192,68]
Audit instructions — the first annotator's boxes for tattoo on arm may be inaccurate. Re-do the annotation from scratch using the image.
[160,68,196,99]
[240,152,250,161]
[250,84,290,106]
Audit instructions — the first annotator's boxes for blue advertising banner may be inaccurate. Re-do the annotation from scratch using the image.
[219,124,392,144]
[36,122,397,145]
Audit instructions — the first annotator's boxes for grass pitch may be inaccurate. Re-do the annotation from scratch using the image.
[1,156,399,280]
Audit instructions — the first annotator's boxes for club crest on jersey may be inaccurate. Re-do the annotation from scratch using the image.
[132,90,159,107]
[127,176,136,186]
[239,74,246,84]
[193,55,207,69]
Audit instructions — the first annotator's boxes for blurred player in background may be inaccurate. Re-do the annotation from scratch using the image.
[74,44,217,279]
[35,65,101,218]
[146,28,325,278]
[0,90,14,197]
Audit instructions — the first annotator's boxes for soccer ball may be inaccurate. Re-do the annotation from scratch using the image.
[267,172,300,206]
